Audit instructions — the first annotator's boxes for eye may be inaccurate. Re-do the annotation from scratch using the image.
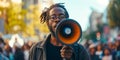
[59,15,65,19]
[49,16,56,20]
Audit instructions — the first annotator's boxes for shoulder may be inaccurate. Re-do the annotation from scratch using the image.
[29,41,43,51]
[29,40,44,55]
[29,33,51,51]
[28,41,44,60]
[73,43,86,50]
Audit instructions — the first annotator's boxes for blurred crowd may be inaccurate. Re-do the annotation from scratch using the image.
[0,34,35,60]
[0,33,120,60]
[84,34,120,60]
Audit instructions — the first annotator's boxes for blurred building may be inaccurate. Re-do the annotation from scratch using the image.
[0,0,10,33]
[89,10,103,32]
[0,18,4,33]
[38,0,53,12]
[22,0,38,9]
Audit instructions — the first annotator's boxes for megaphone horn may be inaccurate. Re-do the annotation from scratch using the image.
[55,18,82,45]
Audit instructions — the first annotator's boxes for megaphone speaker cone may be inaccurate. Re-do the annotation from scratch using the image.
[55,18,82,45]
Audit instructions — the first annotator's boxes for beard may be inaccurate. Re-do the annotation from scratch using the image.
[48,25,56,37]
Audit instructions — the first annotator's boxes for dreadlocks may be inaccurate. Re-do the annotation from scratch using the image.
[40,3,69,23]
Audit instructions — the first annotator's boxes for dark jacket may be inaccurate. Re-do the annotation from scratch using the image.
[14,48,25,60]
[28,34,90,60]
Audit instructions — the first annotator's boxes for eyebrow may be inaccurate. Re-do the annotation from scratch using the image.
[50,13,65,16]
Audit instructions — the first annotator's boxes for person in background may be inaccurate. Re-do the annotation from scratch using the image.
[0,37,5,48]
[13,42,24,60]
[0,47,9,60]
[102,47,112,60]
[114,35,120,60]
[4,44,14,60]
[89,44,100,60]
[22,43,30,60]
[95,43,103,60]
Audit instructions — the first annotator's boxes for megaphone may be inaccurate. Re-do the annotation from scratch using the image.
[55,18,82,45]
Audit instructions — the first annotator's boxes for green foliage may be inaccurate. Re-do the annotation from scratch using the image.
[107,0,120,28]
[4,3,27,34]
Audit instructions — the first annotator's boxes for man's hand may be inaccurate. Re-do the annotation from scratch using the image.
[60,45,73,60]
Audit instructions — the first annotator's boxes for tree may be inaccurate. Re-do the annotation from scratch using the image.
[25,4,49,37]
[107,0,120,28]
[4,2,27,34]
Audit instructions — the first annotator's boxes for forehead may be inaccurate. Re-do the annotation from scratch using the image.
[49,7,65,16]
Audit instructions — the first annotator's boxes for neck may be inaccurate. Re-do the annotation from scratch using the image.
[50,35,62,46]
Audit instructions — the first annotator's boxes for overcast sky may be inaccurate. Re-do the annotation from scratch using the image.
[53,0,109,31]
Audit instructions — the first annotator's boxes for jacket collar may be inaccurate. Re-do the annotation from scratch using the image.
[36,33,51,48]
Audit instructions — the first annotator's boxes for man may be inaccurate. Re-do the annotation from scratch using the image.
[29,3,90,60]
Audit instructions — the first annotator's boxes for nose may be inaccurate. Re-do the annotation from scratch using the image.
[54,18,61,23]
